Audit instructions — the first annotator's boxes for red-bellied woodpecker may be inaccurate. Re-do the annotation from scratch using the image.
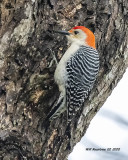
[48,26,99,123]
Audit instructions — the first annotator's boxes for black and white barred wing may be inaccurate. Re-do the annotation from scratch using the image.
[66,46,99,121]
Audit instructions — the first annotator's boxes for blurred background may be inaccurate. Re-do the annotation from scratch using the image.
[69,68,128,160]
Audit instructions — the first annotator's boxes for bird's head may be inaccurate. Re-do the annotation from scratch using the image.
[54,26,96,49]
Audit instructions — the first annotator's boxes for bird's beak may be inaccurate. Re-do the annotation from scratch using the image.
[53,30,70,35]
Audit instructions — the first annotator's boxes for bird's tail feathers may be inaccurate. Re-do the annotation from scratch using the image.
[45,94,66,122]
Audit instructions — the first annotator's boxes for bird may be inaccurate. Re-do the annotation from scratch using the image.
[47,26,99,124]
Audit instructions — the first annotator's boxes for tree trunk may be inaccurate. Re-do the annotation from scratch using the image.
[0,0,127,159]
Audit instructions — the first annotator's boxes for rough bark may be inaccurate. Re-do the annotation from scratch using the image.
[0,0,127,159]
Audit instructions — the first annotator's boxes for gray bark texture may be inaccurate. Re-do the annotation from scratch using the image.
[0,0,128,159]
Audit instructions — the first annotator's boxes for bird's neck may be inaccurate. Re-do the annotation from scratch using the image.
[68,41,86,48]
[67,43,80,54]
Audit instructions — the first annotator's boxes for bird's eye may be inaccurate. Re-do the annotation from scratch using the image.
[74,31,79,35]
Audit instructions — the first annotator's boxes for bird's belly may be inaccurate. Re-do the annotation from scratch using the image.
[54,62,67,93]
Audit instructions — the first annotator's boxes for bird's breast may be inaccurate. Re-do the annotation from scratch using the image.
[54,43,80,92]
